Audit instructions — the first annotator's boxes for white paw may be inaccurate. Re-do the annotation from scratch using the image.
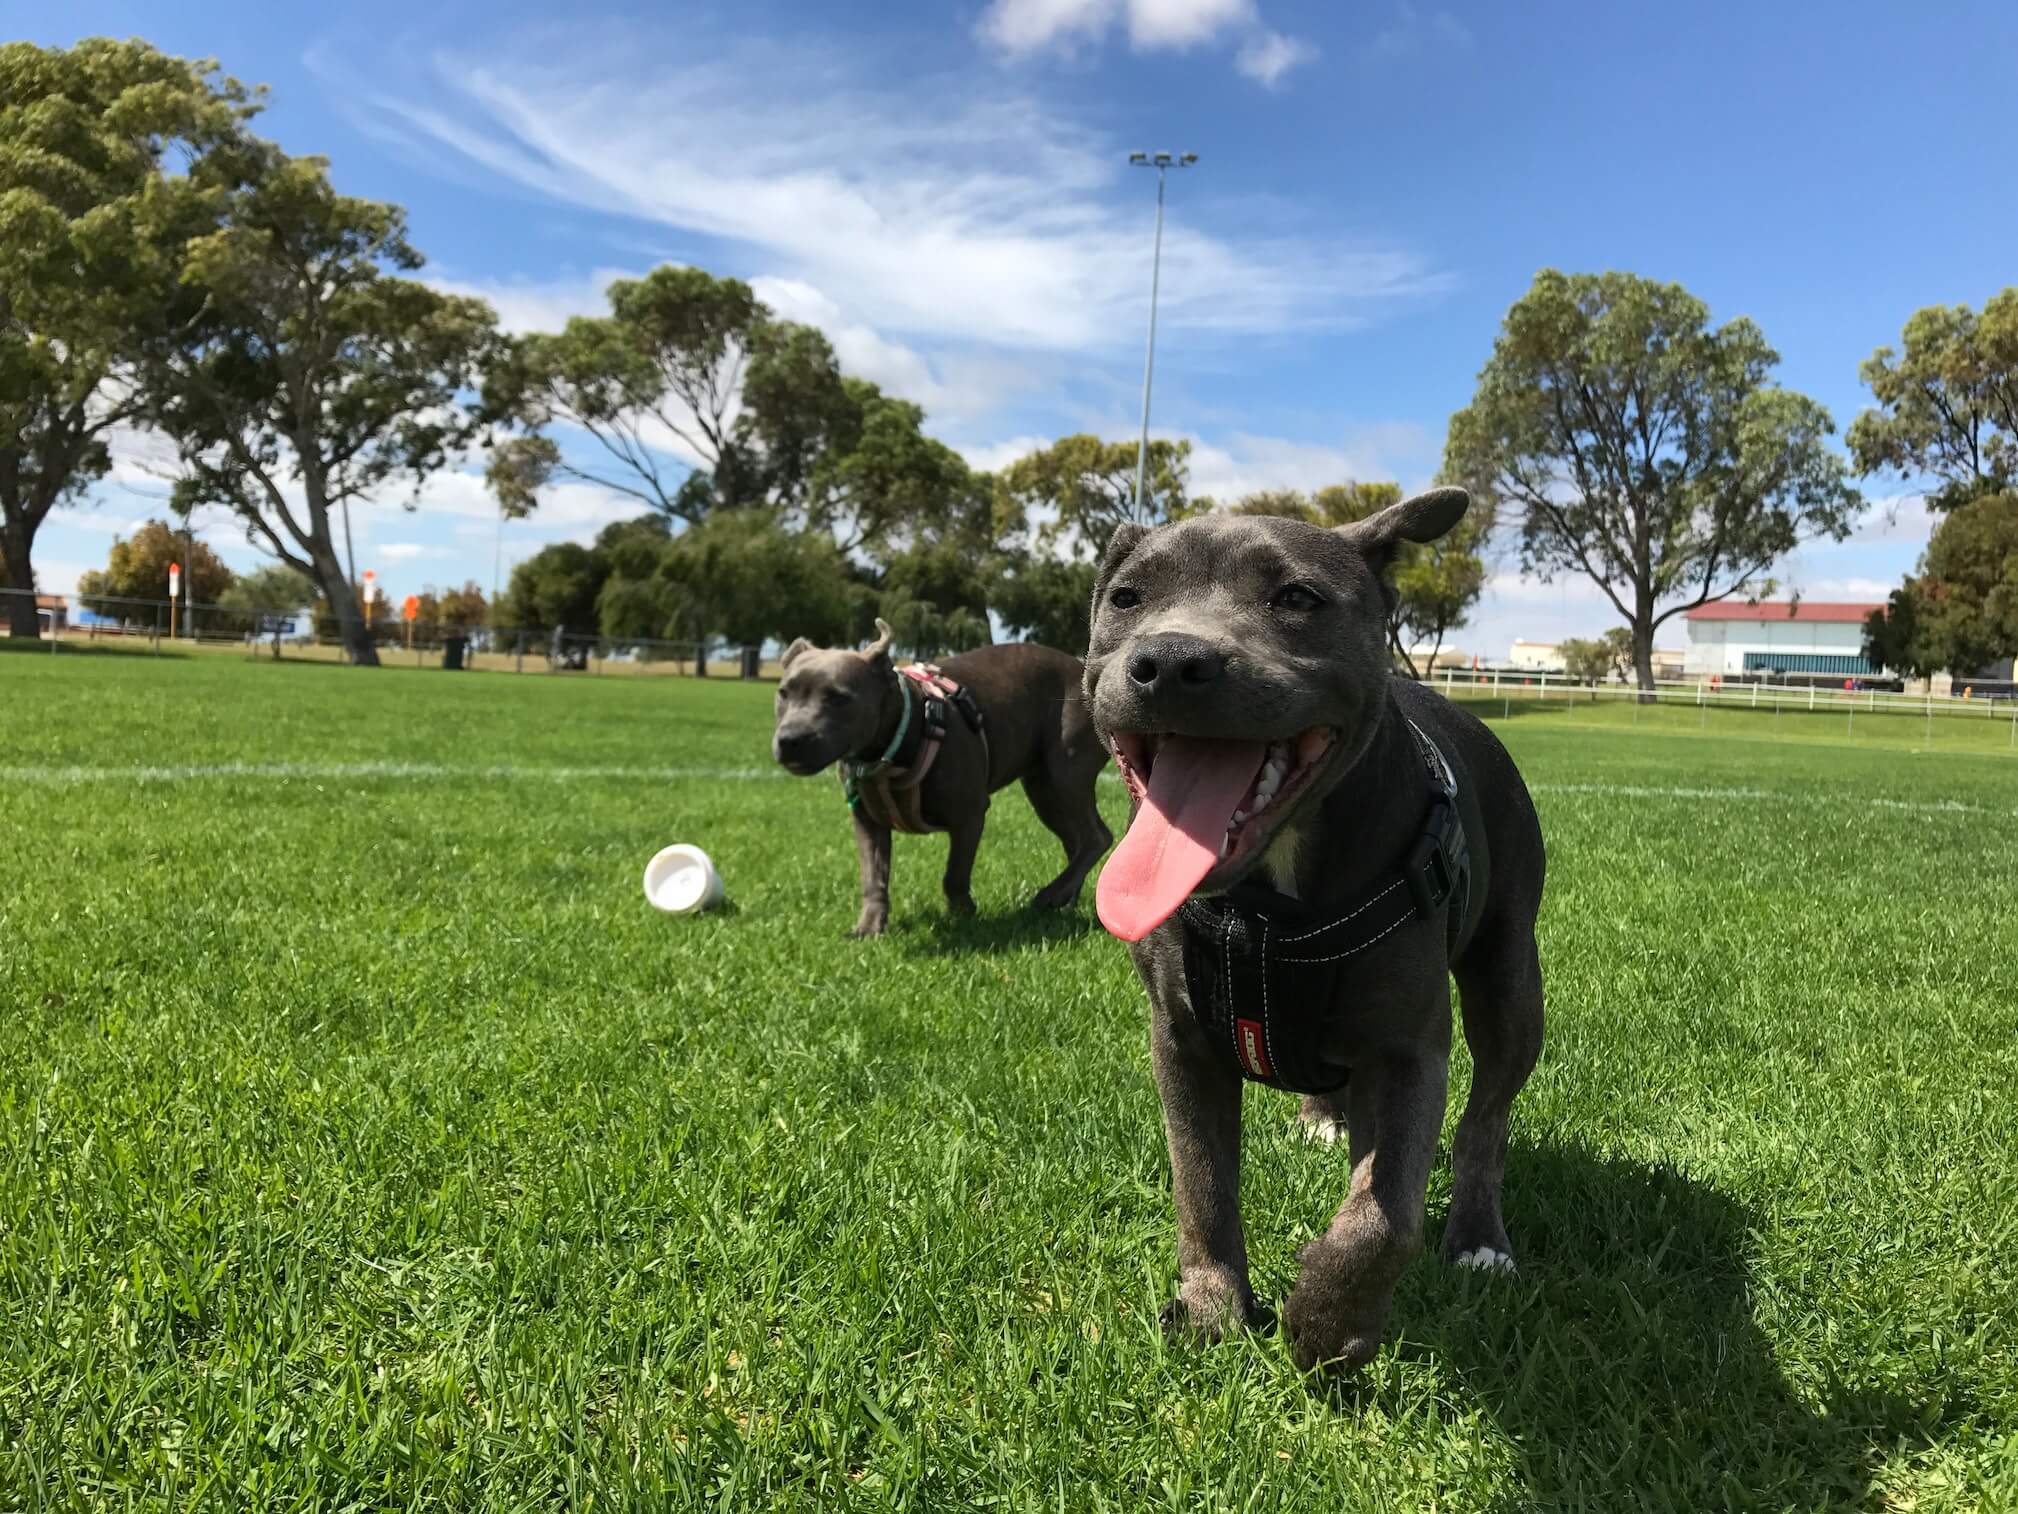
[1298,1117,1348,1145]
[1455,1247,1517,1274]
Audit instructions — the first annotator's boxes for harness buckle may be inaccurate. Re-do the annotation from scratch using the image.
[1406,799,1467,920]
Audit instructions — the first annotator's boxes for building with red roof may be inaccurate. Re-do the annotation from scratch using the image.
[1682,601,1883,678]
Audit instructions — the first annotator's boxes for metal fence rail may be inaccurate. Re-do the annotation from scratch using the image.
[1,587,768,676]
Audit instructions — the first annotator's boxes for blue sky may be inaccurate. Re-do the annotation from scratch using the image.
[31,0,2018,654]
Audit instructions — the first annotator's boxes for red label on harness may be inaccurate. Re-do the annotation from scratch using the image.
[1236,1018,1273,1079]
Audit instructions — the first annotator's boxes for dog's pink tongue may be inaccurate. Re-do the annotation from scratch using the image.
[1097,737,1267,941]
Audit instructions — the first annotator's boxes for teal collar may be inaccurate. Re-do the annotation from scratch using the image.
[841,669,914,800]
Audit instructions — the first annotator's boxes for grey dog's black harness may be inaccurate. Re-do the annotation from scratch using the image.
[1177,721,1470,1095]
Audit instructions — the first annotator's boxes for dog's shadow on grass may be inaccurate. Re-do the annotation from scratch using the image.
[1362,1144,1941,1511]
[894,906,1100,957]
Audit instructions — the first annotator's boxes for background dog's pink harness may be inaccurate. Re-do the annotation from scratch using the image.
[840,664,988,834]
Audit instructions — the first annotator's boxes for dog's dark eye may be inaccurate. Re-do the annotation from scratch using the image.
[1108,586,1141,610]
[824,688,851,705]
[1271,584,1325,612]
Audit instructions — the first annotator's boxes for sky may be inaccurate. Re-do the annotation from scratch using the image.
[27,0,2018,656]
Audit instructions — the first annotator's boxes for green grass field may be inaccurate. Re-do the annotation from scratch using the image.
[3,652,2015,1511]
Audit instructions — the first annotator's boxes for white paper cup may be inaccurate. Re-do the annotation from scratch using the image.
[642,844,725,914]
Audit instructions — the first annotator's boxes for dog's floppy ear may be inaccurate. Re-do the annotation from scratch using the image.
[780,636,813,669]
[862,617,895,666]
[1338,486,1469,577]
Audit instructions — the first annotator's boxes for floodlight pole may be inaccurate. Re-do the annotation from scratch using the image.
[1129,151,1196,523]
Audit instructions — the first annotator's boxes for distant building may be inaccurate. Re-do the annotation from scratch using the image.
[1683,601,1881,678]
[35,594,67,634]
[1507,640,1559,671]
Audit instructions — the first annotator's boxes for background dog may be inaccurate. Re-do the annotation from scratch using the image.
[774,620,1112,936]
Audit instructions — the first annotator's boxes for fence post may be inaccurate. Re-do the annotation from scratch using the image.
[1808,684,1816,712]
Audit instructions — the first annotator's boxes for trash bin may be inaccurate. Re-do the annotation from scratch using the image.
[443,635,468,671]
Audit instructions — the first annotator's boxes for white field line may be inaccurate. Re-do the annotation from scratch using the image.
[0,760,784,786]
[0,763,2003,817]
[1529,781,1994,816]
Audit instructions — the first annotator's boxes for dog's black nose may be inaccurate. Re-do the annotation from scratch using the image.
[775,728,817,764]
[1127,634,1224,691]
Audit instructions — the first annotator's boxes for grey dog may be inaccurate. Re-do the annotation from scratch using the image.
[773,620,1112,936]
[1083,486,1546,1372]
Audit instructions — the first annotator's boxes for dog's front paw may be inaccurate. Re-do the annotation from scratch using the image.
[849,910,889,938]
[1160,1276,1254,1343]
[1281,1240,1387,1374]
[1450,1246,1517,1274]
[944,893,977,918]
[1030,879,1080,911]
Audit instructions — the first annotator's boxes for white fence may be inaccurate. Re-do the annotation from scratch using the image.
[1435,666,2018,745]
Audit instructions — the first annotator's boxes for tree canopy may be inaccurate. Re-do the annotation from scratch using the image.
[1444,270,1860,689]
[1862,492,2018,678]
[76,518,233,621]
[1848,291,2018,511]
[1559,628,1632,687]
[0,38,258,636]
[144,144,497,666]
[481,267,976,557]
[994,434,1192,561]
[219,561,315,656]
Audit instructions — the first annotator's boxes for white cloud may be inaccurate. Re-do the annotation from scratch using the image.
[951,420,1436,496]
[978,0,1313,86]
[978,0,1121,53]
[1127,0,1256,49]
[1799,576,1893,600]
[425,267,631,334]
[26,558,98,599]
[1851,493,1937,545]
[1181,422,1439,500]
[379,542,454,562]
[747,277,1035,422]
[958,435,1057,474]
[1236,30,1318,87]
[980,0,1257,53]
[354,42,1429,356]
[1370,4,1474,58]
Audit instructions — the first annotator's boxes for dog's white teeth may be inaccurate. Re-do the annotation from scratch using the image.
[1231,809,1249,826]
[1256,767,1282,797]
[1218,834,1232,859]
[1250,791,1271,814]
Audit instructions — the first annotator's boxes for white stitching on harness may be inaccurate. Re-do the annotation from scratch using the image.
[1222,911,1241,1069]
[1260,921,1279,1079]
[1276,879,1407,944]
[1275,908,1414,965]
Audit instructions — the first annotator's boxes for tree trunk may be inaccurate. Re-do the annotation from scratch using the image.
[694,638,708,678]
[310,545,378,667]
[1631,618,1656,696]
[3,531,37,639]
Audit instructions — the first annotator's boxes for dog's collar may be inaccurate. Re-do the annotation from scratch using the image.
[851,666,916,775]
[1176,719,1470,1091]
